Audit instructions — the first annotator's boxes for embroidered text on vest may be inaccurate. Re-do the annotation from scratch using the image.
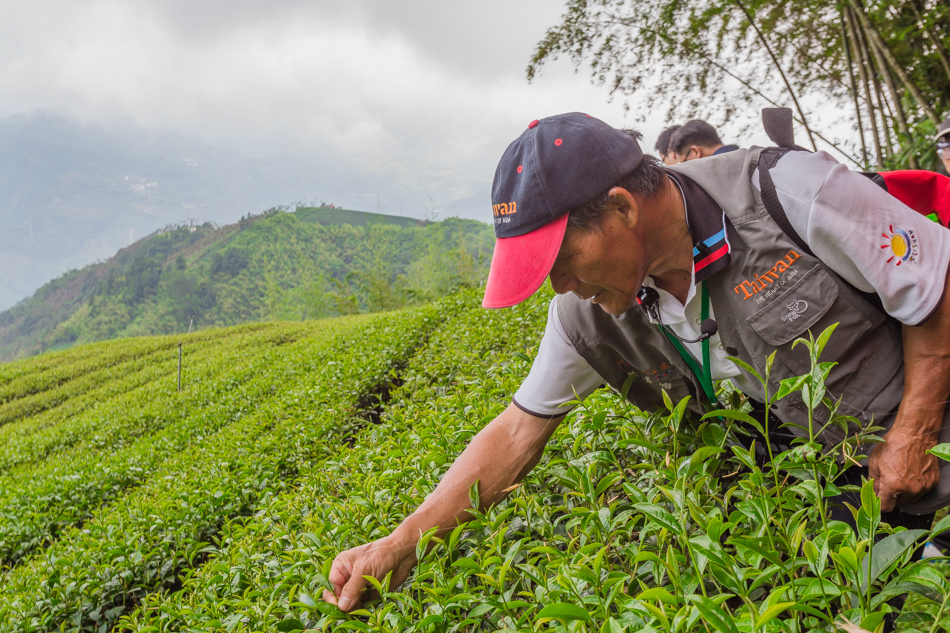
[733,250,802,300]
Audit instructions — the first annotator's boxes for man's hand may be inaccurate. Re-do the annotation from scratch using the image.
[868,427,941,512]
[319,404,564,612]
[321,535,417,612]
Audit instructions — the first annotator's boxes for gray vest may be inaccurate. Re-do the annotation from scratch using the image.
[557,147,950,513]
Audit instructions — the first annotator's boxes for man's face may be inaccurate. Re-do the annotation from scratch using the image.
[548,210,646,316]
[938,137,950,173]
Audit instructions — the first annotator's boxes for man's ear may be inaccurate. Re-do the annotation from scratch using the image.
[606,187,639,228]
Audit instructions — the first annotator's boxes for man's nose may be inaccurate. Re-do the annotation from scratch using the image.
[549,270,579,294]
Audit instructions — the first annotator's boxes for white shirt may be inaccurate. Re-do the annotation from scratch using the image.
[513,150,950,417]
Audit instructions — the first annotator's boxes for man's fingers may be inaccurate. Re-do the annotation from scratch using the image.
[337,570,371,612]
[875,477,898,512]
[327,554,353,590]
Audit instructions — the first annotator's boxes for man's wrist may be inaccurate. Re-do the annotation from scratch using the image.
[888,406,944,438]
[387,520,436,561]
[886,422,943,441]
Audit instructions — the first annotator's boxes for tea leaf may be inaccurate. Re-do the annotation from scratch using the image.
[535,603,591,622]
[275,619,305,632]
[687,594,739,633]
[757,602,796,628]
[861,529,928,591]
[634,503,682,535]
[929,443,950,461]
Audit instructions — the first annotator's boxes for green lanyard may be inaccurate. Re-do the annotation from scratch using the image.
[657,282,717,405]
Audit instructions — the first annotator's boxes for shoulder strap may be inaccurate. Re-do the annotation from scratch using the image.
[757,147,815,258]
[762,107,795,149]
[758,108,816,257]
[756,121,889,316]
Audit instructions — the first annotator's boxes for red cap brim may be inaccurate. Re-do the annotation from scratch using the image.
[482,214,568,308]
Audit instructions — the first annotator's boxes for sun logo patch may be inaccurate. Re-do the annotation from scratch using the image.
[881,225,919,266]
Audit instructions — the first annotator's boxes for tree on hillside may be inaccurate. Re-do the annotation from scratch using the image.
[529,0,949,169]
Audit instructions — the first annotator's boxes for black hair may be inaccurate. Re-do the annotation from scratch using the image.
[670,119,723,155]
[654,125,682,156]
[567,129,666,232]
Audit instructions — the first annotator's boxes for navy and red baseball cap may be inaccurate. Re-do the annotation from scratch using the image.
[482,113,642,308]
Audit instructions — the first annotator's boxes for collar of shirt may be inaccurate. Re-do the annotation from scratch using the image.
[642,171,731,325]
[665,169,732,284]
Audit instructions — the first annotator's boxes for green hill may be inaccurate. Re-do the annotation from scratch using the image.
[0,207,494,361]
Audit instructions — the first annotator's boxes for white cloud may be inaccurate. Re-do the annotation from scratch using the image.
[0,0,664,219]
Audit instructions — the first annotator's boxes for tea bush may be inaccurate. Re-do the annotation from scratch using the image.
[0,323,285,472]
[0,289,948,633]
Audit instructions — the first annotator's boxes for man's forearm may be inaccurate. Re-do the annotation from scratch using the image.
[894,270,950,437]
[871,273,950,509]
[388,403,563,552]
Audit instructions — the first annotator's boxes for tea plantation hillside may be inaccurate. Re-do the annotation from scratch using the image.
[0,207,493,362]
[0,289,948,632]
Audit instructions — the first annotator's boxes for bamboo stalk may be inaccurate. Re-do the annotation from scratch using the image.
[865,19,918,168]
[733,0,818,151]
[871,49,894,163]
[848,0,939,126]
[841,6,869,167]
[855,7,893,163]
[847,6,884,166]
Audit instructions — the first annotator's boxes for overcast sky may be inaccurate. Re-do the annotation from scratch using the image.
[0,0,777,221]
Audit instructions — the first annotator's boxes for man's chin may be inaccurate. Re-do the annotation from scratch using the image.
[596,300,634,316]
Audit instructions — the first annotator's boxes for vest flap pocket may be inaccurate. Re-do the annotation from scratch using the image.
[747,265,839,346]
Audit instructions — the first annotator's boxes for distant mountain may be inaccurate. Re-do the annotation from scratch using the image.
[0,207,493,361]
[0,112,382,311]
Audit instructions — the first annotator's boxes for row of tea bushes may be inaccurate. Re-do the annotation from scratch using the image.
[0,324,269,403]
[0,323,292,472]
[0,323,324,568]
[0,305,443,631]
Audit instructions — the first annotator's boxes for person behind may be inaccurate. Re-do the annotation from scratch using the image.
[322,112,950,613]
[936,115,950,176]
[670,118,738,162]
[654,124,682,166]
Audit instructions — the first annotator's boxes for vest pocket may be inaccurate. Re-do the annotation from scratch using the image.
[745,264,899,445]
[746,265,840,346]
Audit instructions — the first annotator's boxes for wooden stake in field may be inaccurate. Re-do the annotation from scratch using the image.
[178,342,183,392]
